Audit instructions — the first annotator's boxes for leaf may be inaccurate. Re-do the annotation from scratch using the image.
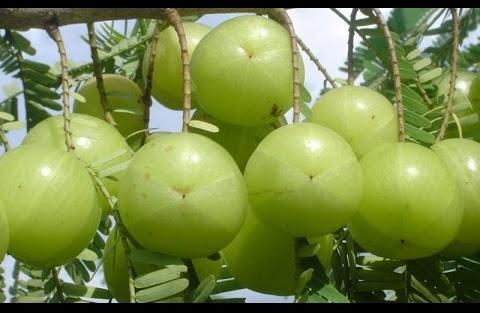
[404,109,432,128]
[212,278,243,295]
[301,101,312,121]
[1,121,25,131]
[406,49,421,60]
[300,83,312,102]
[11,31,36,55]
[0,112,15,122]
[296,268,313,296]
[61,283,112,300]
[134,265,188,289]
[193,275,216,303]
[70,91,86,103]
[14,296,46,303]
[112,108,143,115]
[418,68,443,83]
[135,278,189,303]
[405,124,436,144]
[413,58,432,72]
[297,244,321,258]
[90,148,129,167]
[77,248,99,262]
[188,120,219,133]
[21,59,50,73]
[314,284,350,303]
[129,249,184,267]
[353,17,375,26]
[399,68,418,80]
[97,160,132,178]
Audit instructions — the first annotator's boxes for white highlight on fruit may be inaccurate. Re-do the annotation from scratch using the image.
[304,139,321,152]
[457,81,468,93]
[406,166,418,177]
[77,137,91,148]
[190,153,200,163]
[356,101,366,110]
[40,166,52,177]
[467,158,477,171]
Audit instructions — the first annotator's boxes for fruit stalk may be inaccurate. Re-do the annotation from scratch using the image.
[369,9,405,142]
[87,167,136,303]
[0,128,10,151]
[436,8,459,143]
[51,267,65,303]
[297,37,337,88]
[269,8,301,123]
[330,9,369,43]
[46,22,75,152]
[347,8,358,86]
[142,21,162,137]
[86,22,118,128]
[164,8,192,132]
[415,78,433,108]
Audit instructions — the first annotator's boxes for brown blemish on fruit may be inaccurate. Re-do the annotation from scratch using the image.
[144,173,150,180]
[164,145,173,152]
[270,104,281,118]
[173,186,192,198]
[400,239,405,244]
[309,175,314,180]
[17,185,22,189]
[147,232,152,237]
[371,115,375,119]
[142,193,147,199]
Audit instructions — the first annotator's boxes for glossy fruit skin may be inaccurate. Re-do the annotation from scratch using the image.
[0,200,9,262]
[22,113,134,217]
[190,15,305,127]
[223,209,334,296]
[348,142,464,260]
[104,227,224,303]
[310,85,398,158]
[469,75,480,114]
[431,138,480,256]
[244,122,363,237]
[142,22,211,111]
[118,132,248,258]
[0,145,101,267]
[73,74,144,150]
[191,109,274,172]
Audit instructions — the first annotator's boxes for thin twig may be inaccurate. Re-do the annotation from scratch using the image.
[86,22,117,127]
[0,128,10,151]
[270,8,301,124]
[183,258,200,302]
[415,78,433,108]
[46,22,75,152]
[143,21,162,138]
[347,8,358,85]
[436,8,459,143]
[164,8,192,132]
[86,167,136,303]
[51,267,65,303]
[296,37,337,88]
[330,8,369,43]
[369,9,405,142]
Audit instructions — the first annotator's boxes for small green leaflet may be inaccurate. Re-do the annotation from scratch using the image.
[188,120,219,133]
[193,275,217,303]
[134,265,188,289]
[129,248,184,267]
[406,49,421,60]
[1,121,25,131]
[0,112,15,122]
[418,68,443,83]
[297,244,321,258]
[405,124,436,144]
[413,58,432,72]
[135,278,189,303]
[70,91,86,103]
[61,283,112,300]
[77,248,100,262]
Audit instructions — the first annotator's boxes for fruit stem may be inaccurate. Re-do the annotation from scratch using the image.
[86,22,118,128]
[269,8,301,124]
[347,8,358,86]
[330,9,369,43]
[46,21,75,152]
[0,128,11,152]
[436,8,459,143]
[368,9,405,142]
[183,258,200,302]
[163,8,192,133]
[296,37,337,88]
[51,267,65,303]
[142,21,162,140]
[86,167,136,303]
[415,78,433,109]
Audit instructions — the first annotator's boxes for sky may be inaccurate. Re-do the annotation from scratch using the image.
[0,8,479,303]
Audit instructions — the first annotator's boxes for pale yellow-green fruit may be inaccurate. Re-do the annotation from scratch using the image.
[104,228,224,303]
[0,200,9,262]
[244,122,363,237]
[310,85,398,158]
[348,142,464,260]
[73,74,144,149]
[118,132,248,258]
[191,109,274,172]
[223,209,334,296]
[0,145,101,267]
[432,138,480,256]
[22,113,134,217]
[142,22,211,110]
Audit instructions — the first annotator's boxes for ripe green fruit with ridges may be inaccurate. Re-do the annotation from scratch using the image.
[191,109,274,172]
[22,113,134,217]
[310,85,398,158]
[142,22,211,110]
[118,132,248,258]
[0,201,9,262]
[73,74,144,150]
[431,138,480,256]
[469,75,480,114]
[244,122,363,237]
[0,145,101,267]
[348,142,464,260]
[190,15,305,127]
[223,209,334,296]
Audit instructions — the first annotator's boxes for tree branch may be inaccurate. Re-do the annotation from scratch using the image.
[347,8,358,85]
[0,8,282,30]
[163,9,192,133]
[87,22,117,127]
[46,22,75,152]
[0,128,11,152]
[296,37,337,88]
[51,267,65,303]
[436,8,459,143]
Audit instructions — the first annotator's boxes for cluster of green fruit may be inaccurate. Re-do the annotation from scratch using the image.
[1,14,480,301]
